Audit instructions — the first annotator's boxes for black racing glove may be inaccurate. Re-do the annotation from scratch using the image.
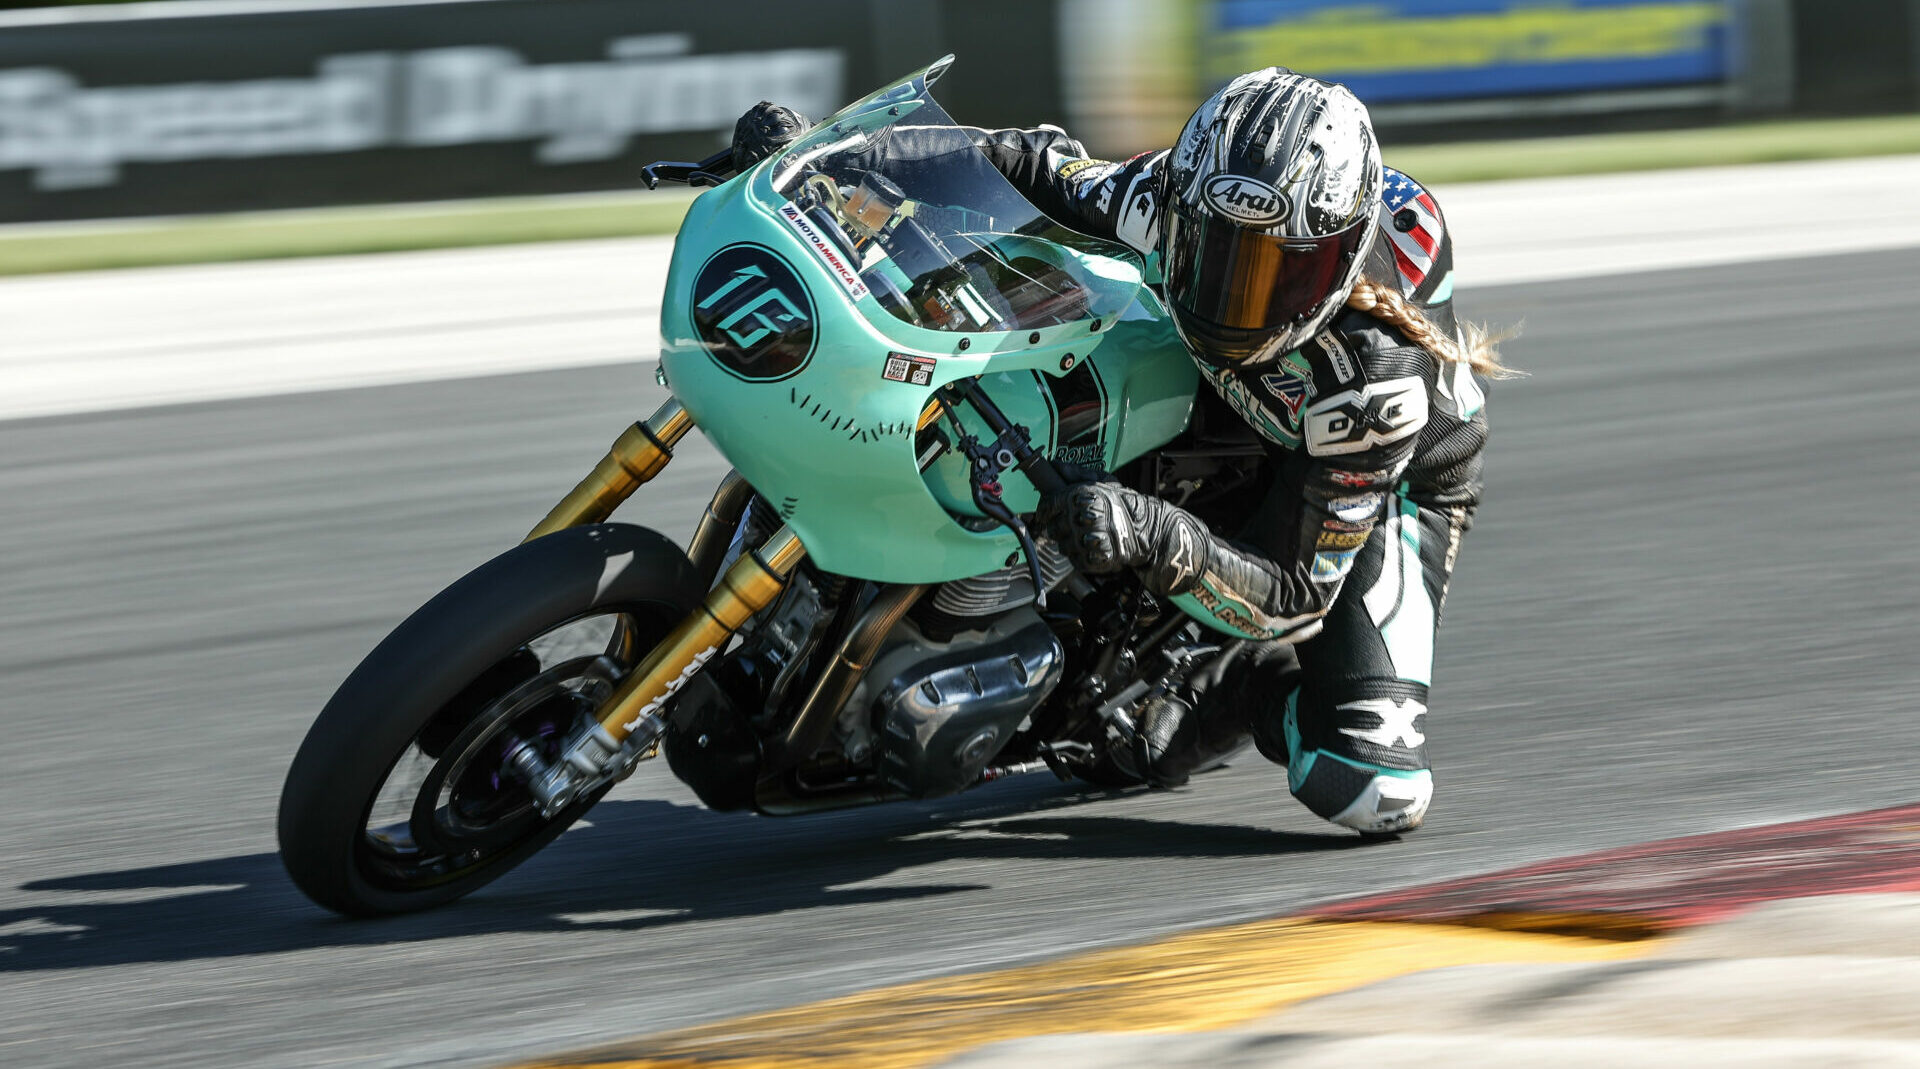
[731,102,814,172]
[1036,480,1212,596]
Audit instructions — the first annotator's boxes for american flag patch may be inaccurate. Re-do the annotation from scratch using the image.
[1382,167,1442,292]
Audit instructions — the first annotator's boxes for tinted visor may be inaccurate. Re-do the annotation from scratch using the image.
[1162,199,1369,364]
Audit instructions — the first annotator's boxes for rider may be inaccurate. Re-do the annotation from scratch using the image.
[733,68,1506,835]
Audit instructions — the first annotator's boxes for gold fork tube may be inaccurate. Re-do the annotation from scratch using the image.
[684,470,755,586]
[594,526,807,744]
[776,583,928,764]
[524,399,695,542]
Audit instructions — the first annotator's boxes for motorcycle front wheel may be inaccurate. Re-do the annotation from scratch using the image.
[276,523,702,916]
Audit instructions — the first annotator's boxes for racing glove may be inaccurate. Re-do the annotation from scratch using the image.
[1037,481,1211,596]
[732,102,814,172]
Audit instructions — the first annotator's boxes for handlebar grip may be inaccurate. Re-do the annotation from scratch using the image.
[1018,452,1068,496]
[640,148,739,190]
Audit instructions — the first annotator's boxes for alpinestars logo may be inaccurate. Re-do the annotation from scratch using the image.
[1164,522,1201,589]
[1304,377,1428,457]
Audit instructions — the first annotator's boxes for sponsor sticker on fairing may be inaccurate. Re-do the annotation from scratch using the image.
[777,203,869,301]
[882,353,936,386]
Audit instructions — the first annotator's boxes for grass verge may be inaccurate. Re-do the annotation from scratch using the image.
[4,112,1919,277]
[0,191,698,277]
[1391,110,1920,183]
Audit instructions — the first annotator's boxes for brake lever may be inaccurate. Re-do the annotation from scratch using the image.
[640,148,737,191]
[967,455,1050,613]
[946,405,1051,613]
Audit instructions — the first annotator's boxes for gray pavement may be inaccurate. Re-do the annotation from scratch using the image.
[2,247,1919,1068]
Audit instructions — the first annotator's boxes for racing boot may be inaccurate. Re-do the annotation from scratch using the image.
[1130,641,1301,787]
[1128,693,1250,787]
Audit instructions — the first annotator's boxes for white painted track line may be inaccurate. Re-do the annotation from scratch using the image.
[4,155,1919,422]
[1443,155,1920,286]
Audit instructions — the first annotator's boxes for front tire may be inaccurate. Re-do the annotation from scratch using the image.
[277,524,703,916]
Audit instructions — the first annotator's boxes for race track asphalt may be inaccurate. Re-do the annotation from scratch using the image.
[2,248,1918,1068]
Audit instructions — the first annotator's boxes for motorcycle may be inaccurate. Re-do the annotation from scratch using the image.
[277,57,1275,916]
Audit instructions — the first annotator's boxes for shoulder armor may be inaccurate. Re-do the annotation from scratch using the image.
[1303,375,1429,458]
[1377,167,1448,300]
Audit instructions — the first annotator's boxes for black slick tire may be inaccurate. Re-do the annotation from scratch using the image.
[276,523,702,917]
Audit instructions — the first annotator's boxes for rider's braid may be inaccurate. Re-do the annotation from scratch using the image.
[1346,277,1518,378]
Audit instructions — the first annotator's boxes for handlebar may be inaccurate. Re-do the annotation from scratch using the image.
[640,148,737,191]
[945,379,1069,497]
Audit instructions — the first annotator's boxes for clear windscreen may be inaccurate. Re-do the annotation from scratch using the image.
[767,64,1141,334]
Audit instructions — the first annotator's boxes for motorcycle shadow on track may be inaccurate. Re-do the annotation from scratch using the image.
[0,776,1373,973]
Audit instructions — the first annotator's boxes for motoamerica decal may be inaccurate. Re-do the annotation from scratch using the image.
[777,203,870,301]
[691,243,816,382]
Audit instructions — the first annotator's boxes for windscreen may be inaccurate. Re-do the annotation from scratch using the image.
[766,65,1140,334]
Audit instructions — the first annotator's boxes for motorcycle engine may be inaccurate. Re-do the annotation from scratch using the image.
[911,540,1072,639]
[863,609,1064,798]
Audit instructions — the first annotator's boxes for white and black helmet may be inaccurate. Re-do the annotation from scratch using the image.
[1162,68,1384,368]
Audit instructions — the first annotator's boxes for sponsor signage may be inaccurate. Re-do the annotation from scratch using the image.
[0,0,1069,222]
[0,0,860,220]
[1207,0,1733,103]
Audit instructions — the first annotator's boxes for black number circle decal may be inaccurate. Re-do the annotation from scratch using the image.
[691,244,816,381]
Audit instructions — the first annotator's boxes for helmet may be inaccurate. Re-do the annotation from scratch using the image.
[1162,69,1384,368]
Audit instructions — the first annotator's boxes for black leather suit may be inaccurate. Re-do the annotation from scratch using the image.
[955,125,1489,833]
[816,117,1488,832]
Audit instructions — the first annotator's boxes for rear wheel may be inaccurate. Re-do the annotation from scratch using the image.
[277,524,702,916]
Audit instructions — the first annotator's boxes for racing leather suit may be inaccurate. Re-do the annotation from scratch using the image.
[962,126,1489,834]
[774,114,1488,833]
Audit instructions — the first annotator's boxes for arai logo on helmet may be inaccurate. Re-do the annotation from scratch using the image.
[1202,175,1290,226]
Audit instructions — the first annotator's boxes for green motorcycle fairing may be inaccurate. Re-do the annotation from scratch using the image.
[657,58,1198,585]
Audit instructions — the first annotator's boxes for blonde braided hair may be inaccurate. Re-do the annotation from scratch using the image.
[1345,276,1518,379]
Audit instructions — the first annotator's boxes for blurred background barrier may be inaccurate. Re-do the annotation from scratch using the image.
[1069,0,1920,154]
[0,0,1068,222]
[1,0,1918,222]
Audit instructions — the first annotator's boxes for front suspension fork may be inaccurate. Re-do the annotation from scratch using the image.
[524,399,697,542]
[512,398,810,814]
